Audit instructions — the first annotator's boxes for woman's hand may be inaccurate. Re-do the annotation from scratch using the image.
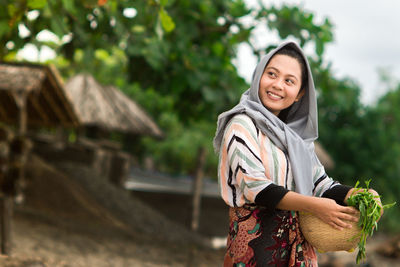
[310,197,359,231]
[276,191,359,230]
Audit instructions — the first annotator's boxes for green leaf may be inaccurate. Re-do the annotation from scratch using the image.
[132,25,146,33]
[95,49,109,61]
[212,42,224,57]
[27,0,47,9]
[50,16,66,37]
[383,202,396,209]
[160,0,168,7]
[315,40,324,57]
[7,4,17,17]
[0,20,10,38]
[158,8,175,33]
[229,0,250,17]
[62,0,76,15]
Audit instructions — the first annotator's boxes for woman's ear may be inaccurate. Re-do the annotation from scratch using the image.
[295,89,305,102]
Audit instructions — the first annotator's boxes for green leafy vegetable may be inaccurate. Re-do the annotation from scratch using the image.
[347,180,396,264]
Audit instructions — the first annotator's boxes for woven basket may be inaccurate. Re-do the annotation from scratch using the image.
[299,212,361,252]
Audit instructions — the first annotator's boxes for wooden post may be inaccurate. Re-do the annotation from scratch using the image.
[0,91,28,255]
[17,92,27,135]
[16,92,28,204]
[0,126,12,255]
[191,146,207,232]
[0,196,12,255]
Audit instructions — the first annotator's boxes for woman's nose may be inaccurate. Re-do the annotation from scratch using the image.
[272,78,284,90]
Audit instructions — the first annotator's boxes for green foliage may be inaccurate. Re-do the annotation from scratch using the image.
[140,115,218,175]
[347,180,396,264]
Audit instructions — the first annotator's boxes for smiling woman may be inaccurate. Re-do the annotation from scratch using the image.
[213,41,379,266]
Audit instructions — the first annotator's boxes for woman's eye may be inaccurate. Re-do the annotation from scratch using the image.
[268,72,276,77]
[286,79,294,85]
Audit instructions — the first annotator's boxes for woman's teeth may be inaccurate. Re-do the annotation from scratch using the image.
[267,92,283,99]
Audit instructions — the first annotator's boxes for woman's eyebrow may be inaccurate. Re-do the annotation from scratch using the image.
[265,66,279,73]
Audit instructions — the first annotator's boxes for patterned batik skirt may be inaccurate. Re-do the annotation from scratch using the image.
[224,205,318,267]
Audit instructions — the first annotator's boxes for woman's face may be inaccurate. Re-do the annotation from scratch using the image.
[258,54,304,116]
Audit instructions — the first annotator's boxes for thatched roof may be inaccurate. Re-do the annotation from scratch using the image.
[0,62,80,128]
[65,74,163,138]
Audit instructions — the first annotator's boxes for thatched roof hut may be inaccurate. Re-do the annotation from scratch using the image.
[0,62,80,128]
[65,74,163,138]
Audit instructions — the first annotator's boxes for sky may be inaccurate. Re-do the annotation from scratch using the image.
[237,0,400,105]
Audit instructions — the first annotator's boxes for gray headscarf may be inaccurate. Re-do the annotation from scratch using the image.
[213,41,323,196]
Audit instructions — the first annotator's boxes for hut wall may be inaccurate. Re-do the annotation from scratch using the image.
[109,151,130,186]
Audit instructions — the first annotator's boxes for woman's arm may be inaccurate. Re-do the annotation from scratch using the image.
[276,191,359,230]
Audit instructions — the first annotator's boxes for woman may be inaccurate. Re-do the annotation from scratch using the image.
[213,41,381,266]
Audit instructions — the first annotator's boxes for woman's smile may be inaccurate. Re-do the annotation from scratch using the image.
[266,91,284,100]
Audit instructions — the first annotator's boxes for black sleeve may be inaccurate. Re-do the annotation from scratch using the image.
[255,184,289,211]
[321,184,352,206]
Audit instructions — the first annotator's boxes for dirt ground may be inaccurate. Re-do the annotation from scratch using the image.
[0,154,227,267]
[0,207,225,267]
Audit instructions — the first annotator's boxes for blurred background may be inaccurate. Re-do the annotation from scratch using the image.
[0,0,399,266]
